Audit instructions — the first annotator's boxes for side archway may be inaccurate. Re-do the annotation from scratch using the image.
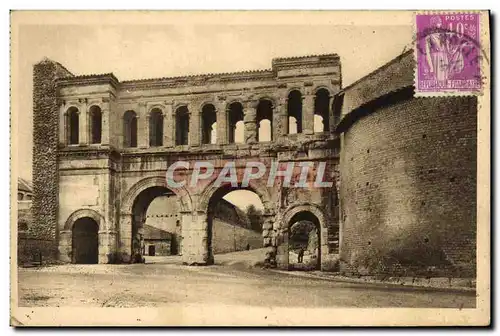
[277,203,329,270]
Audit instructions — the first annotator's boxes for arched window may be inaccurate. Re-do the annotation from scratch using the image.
[314,88,330,133]
[149,108,164,147]
[175,106,190,146]
[89,105,102,144]
[257,99,273,142]
[228,102,244,144]
[66,107,79,145]
[17,192,23,201]
[124,110,138,148]
[201,104,217,144]
[287,90,302,134]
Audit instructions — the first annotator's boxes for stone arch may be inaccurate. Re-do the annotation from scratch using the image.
[285,87,303,97]
[86,102,103,112]
[149,107,164,146]
[313,86,332,95]
[277,203,329,270]
[64,208,105,231]
[173,102,189,112]
[256,95,276,108]
[148,104,165,115]
[65,106,80,145]
[121,176,193,215]
[63,104,80,115]
[199,101,217,112]
[281,203,327,231]
[225,98,244,107]
[197,176,274,216]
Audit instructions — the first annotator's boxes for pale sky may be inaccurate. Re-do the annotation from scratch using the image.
[13,13,413,185]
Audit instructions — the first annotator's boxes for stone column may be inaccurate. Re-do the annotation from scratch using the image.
[171,105,178,146]
[327,95,335,133]
[216,100,228,145]
[101,103,110,146]
[302,93,315,135]
[189,103,200,147]
[58,103,66,146]
[138,102,149,148]
[180,211,210,265]
[243,101,257,144]
[119,213,133,263]
[79,99,88,145]
[58,230,72,263]
[98,230,117,264]
[163,102,174,147]
[274,97,288,141]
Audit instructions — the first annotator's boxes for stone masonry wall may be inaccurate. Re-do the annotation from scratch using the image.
[339,94,477,277]
[31,59,73,261]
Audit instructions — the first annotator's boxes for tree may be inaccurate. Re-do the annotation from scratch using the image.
[245,204,263,232]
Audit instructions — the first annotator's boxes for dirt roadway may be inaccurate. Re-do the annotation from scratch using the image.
[16,262,476,308]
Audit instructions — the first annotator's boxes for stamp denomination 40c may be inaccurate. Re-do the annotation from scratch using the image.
[415,12,482,96]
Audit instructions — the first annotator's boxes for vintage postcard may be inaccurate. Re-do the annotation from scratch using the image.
[10,10,490,326]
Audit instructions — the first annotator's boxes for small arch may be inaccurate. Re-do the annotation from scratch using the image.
[175,106,190,146]
[313,86,331,95]
[314,88,330,133]
[66,106,79,145]
[285,87,303,97]
[64,208,105,231]
[201,104,217,144]
[123,110,138,147]
[287,90,303,134]
[256,99,273,142]
[280,203,328,271]
[227,102,244,144]
[149,108,164,147]
[89,105,102,144]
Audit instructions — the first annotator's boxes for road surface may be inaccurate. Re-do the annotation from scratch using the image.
[17,260,475,308]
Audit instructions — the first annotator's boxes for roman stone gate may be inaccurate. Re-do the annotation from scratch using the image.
[33,54,342,270]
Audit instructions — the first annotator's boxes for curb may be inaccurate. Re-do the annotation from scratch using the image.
[271,270,476,293]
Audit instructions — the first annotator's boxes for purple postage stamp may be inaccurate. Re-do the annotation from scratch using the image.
[415,13,482,95]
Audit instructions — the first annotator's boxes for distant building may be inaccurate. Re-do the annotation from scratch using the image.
[142,225,173,256]
[17,178,33,233]
[18,177,33,211]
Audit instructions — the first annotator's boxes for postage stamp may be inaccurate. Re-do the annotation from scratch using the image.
[415,12,482,96]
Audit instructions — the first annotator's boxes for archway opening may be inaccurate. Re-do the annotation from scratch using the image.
[228,102,244,144]
[175,106,190,146]
[66,106,79,145]
[89,105,102,144]
[201,104,217,144]
[206,186,266,264]
[72,217,99,264]
[123,110,138,148]
[131,186,180,263]
[314,88,330,133]
[288,211,320,271]
[287,90,303,134]
[257,99,273,142]
[149,108,164,147]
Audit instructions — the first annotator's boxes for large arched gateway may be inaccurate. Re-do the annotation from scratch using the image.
[39,54,341,269]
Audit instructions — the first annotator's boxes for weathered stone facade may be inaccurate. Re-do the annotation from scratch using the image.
[32,49,477,276]
[33,54,341,269]
[335,50,477,277]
